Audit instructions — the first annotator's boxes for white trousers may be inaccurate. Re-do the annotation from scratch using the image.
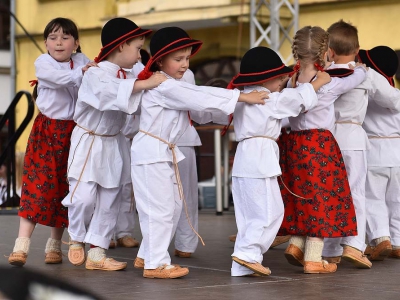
[132,162,183,269]
[62,179,121,249]
[365,166,400,246]
[323,150,367,256]
[114,182,136,239]
[231,176,284,276]
[174,146,199,253]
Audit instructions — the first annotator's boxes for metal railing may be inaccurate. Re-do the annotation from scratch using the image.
[0,90,34,210]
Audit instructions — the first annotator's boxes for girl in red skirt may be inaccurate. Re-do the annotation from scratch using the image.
[278,26,368,274]
[8,18,95,266]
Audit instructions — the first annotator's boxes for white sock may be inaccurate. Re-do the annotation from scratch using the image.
[374,236,390,245]
[304,239,324,262]
[45,238,61,253]
[289,236,306,252]
[165,265,175,270]
[13,237,31,254]
[88,247,106,262]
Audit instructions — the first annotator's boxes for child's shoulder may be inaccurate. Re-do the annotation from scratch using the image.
[72,52,91,65]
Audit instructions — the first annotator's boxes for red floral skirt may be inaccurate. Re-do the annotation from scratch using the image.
[18,113,75,228]
[277,129,357,238]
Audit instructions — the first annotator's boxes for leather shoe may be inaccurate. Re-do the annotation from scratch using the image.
[232,256,271,276]
[369,240,392,261]
[322,256,341,264]
[304,260,337,274]
[342,246,371,268]
[389,249,400,258]
[68,241,86,266]
[270,235,291,248]
[284,244,304,266]
[134,257,144,269]
[109,239,116,249]
[86,257,127,271]
[45,251,62,264]
[8,251,27,266]
[174,249,192,258]
[117,236,140,248]
[229,234,236,242]
[143,264,189,279]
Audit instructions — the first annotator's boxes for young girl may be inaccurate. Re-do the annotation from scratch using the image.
[8,17,94,266]
[229,46,330,277]
[131,26,267,279]
[277,26,367,274]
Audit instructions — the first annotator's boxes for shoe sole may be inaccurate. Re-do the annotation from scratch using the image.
[232,257,271,276]
[9,260,25,267]
[370,248,392,261]
[284,252,304,267]
[342,255,371,269]
[270,236,291,248]
[86,265,127,271]
[304,268,337,274]
[45,260,62,264]
[143,269,189,279]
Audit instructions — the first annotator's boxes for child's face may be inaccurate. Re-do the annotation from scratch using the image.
[119,37,145,69]
[45,27,79,62]
[158,48,191,79]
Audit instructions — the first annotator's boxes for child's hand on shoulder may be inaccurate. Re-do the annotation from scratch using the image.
[238,90,269,105]
[82,61,98,74]
[315,71,331,85]
[145,72,168,89]
[351,62,368,71]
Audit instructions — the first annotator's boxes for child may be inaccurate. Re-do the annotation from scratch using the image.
[321,20,373,268]
[278,25,367,274]
[229,46,330,277]
[61,17,166,271]
[131,26,267,279]
[359,46,400,260]
[8,17,93,266]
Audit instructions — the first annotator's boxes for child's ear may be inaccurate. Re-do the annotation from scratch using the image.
[119,44,125,52]
[156,59,163,68]
[354,47,360,56]
[327,48,335,62]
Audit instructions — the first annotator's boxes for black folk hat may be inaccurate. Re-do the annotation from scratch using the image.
[357,46,399,86]
[138,27,202,79]
[94,18,152,63]
[231,47,293,87]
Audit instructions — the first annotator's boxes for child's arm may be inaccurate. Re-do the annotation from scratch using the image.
[368,69,400,112]
[133,72,168,93]
[329,64,368,96]
[311,71,331,91]
[237,90,268,104]
[82,61,98,74]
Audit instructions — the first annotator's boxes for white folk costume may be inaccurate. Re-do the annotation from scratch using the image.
[231,84,318,276]
[132,75,244,269]
[62,60,142,249]
[322,62,372,257]
[19,53,90,228]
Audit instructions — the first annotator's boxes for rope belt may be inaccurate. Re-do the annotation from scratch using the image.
[67,124,120,202]
[335,121,362,126]
[239,135,277,142]
[139,129,205,246]
[368,135,400,139]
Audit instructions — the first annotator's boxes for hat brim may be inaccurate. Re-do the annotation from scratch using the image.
[149,39,203,71]
[232,65,293,86]
[358,49,395,86]
[95,28,152,63]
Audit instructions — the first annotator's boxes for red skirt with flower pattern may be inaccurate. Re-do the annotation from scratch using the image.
[18,113,75,228]
[277,129,357,238]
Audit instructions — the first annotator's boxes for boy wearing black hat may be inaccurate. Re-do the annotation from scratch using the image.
[228,46,330,276]
[62,17,167,271]
[322,20,400,268]
[360,46,400,261]
[131,26,268,279]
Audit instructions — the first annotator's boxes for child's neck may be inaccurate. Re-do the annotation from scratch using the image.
[297,63,318,83]
[333,55,355,64]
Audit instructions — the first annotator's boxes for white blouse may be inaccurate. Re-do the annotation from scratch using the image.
[35,53,90,120]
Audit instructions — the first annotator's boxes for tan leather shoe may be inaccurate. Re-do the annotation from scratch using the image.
[304,260,337,274]
[45,251,62,264]
[342,246,371,268]
[117,236,140,248]
[229,234,237,242]
[284,244,304,266]
[322,256,341,264]
[389,249,400,258]
[232,256,271,276]
[143,264,189,279]
[369,240,392,261]
[134,257,144,269]
[364,245,373,256]
[68,241,86,266]
[174,249,192,258]
[270,235,291,248]
[109,239,116,249]
[86,257,127,271]
[8,251,27,266]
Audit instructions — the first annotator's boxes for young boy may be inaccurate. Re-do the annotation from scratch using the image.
[131,26,268,279]
[62,18,166,271]
[359,46,400,260]
[321,19,373,268]
[229,46,330,276]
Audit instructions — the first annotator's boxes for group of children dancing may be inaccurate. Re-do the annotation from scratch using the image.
[7,16,400,279]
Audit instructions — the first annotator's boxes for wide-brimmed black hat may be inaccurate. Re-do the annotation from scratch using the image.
[357,46,398,86]
[138,27,202,79]
[231,47,293,87]
[94,18,152,63]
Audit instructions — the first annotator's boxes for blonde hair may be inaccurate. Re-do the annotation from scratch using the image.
[291,26,329,86]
